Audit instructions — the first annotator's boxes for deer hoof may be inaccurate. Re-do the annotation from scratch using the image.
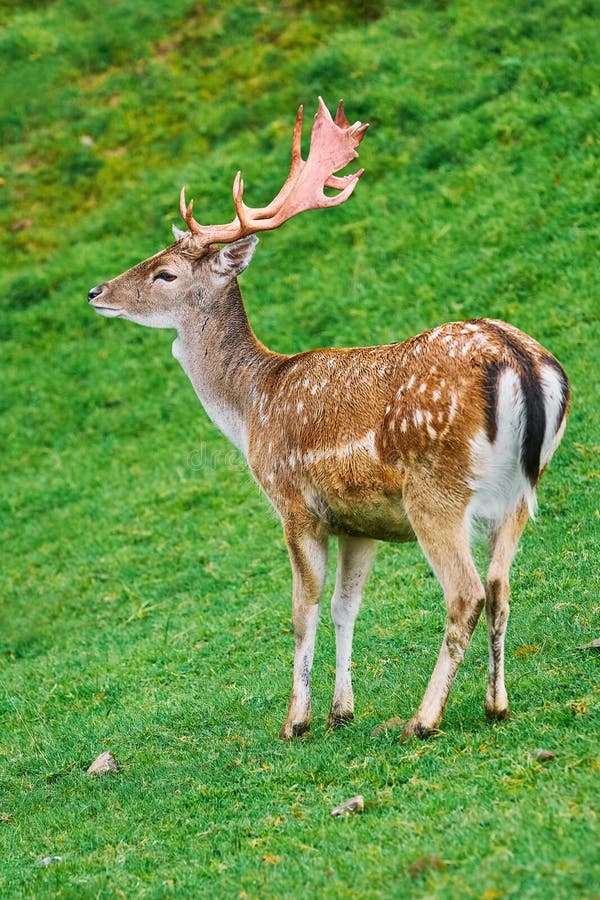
[400,718,440,742]
[485,703,511,722]
[279,720,311,740]
[327,709,354,730]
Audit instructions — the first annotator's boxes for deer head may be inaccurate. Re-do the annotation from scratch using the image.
[87,98,368,328]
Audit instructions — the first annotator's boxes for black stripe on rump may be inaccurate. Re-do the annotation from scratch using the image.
[481,323,546,487]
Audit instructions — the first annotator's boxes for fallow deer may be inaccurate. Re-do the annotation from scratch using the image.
[88,99,569,740]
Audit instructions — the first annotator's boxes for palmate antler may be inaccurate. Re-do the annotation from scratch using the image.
[179,97,369,246]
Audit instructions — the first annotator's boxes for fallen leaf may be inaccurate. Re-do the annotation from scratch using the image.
[330,795,364,817]
[407,854,445,878]
[10,219,32,233]
[529,749,557,762]
[261,853,280,865]
[371,716,404,736]
[576,638,600,651]
[515,644,540,658]
[569,698,589,716]
[86,751,118,775]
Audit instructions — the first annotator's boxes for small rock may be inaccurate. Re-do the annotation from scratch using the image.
[86,751,118,775]
[330,795,364,817]
[79,134,94,147]
[576,638,600,651]
[36,856,62,867]
[529,749,557,762]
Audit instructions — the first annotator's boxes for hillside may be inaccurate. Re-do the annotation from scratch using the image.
[1,1,599,896]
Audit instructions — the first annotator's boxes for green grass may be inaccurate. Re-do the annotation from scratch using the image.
[1,0,599,896]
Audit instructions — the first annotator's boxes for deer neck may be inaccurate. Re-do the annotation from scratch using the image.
[172,281,276,457]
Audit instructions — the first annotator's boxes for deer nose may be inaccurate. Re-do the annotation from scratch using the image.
[88,283,107,302]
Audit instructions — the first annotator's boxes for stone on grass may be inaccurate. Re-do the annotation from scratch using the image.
[576,638,600,651]
[86,751,118,775]
[330,795,364,817]
[529,749,557,762]
[36,856,62,867]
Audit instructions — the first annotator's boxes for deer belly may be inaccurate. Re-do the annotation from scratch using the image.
[311,492,416,543]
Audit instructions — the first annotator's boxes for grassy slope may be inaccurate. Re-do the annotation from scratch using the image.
[1,0,599,896]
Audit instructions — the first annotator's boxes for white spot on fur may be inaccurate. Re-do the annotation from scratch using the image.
[407,374,415,389]
[297,400,304,413]
[448,392,458,423]
[432,389,441,402]
[419,382,427,393]
[413,409,424,426]
[401,418,408,432]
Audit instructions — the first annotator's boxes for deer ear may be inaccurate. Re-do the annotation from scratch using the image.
[212,235,258,277]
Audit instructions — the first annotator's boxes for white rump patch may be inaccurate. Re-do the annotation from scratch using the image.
[539,363,567,468]
[467,368,535,525]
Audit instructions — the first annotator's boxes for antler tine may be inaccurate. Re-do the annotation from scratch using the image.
[179,186,203,235]
[334,99,350,129]
[232,170,254,233]
[290,104,304,171]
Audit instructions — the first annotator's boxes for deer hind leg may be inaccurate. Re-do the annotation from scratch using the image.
[279,521,328,740]
[485,501,530,721]
[402,501,485,740]
[328,535,378,729]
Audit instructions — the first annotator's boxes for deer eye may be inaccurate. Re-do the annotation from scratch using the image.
[154,271,177,282]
